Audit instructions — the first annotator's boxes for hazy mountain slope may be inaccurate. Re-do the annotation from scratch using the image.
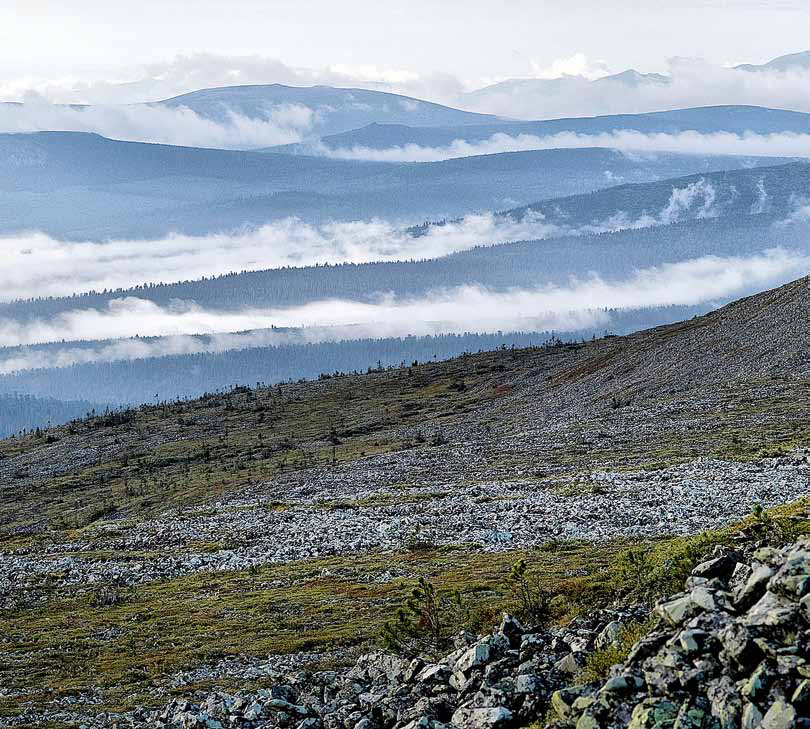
[592,69,670,87]
[736,50,810,72]
[0,305,720,406]
[0,392,100,438]
[3,278,810,722]
[1,212,805,407]
[0,131,391,193]
[274,105,810,154]
[505,160,810,224]
[0,135,789,238]
[2,214,801,323]
[545,276,810,407]
[157,83,503,135]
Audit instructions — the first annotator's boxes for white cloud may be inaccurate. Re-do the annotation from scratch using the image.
[0,100,314,148]
[459,58,810,119]
[316,129,810,162]
[0,248,805,368]
[530,53,611,81]
[0,214,563,303]
[0,179,747,304]
[0,53,466,107]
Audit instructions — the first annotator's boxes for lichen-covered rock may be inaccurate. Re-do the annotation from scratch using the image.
[112,539,809,729]
[552,540,810,729]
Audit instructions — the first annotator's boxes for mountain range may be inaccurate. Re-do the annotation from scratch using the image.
[1,130,794,239]
[272,104,810,157]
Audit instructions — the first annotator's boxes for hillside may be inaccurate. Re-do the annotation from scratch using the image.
[2,278,810,724]
[274,105,810,155]
[736,50,810,72]
[158,84,503,135]
[0,392,100,438]
[0,135,789,238]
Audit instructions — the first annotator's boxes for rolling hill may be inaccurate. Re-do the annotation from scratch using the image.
[3,275,810,722]
[736,50,810,72]
[0,392,100,438]
[157,83,503,135]
[274,104,810,156]
[0,132,791,238]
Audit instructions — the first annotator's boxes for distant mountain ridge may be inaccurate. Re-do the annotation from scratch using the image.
[0,131,787,239]
[272,105,810,155]
[735,50,810,72]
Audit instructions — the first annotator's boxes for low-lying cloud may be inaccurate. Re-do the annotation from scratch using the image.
[8,53,810,124]
[0,53,465,107]
[2,214,563,302]
[318,130,810,162]
[1,248,805,371]
[459,58,810,119]
[0,100,314,148]
[1,178,738,304]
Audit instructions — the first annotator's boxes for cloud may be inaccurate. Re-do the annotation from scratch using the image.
[7,52,810,125]
[315,129,810,162]
[0,99,314,148]
[0,53,466,107]
[0,178,750,304]
[0,214,564,303]
[0,248,805,370]
[459,58,810,118]
[530,53,612,81]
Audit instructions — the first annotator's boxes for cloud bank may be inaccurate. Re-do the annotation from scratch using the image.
[1,248,805,371]
[0,100,314,148]
[0,53,465,107]
[318,130,810,162]
[0,214,583,303]
[1,175,765,305]
[1,179,740,305]
[459,58,810,119]
[7,53,810,131]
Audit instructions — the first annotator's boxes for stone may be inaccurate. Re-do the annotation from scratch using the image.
[513,674,539,694]
[449,707,512,729]
[741,661,773,704]
[672,699,719,729]
[792,679,810,711]
[551,687,592,720]
[706,676,742,727]
[596,621,624,649]
[741,703,764,729]
[456,644,491,674]
[265,698,311,717]
[719,623,764,672]
[554,652,585,675]
[601,674,645,694]
[497,614,525,648]
[744,591,799,629]
[761,699,797,729]
[576,714,602,729]
[416,665,452,684]
[734,564,775,610]
[656,595,702,626]
[768,544,810,599]
[691,554,737,581]
[628,698,679,728]
[677,629,708,655]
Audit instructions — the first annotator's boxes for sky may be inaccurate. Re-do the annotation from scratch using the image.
[2,0,810,102]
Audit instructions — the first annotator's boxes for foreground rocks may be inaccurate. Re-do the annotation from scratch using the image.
[3,457,808,607]
[103,539,808,729]
[137,607,645,729]
[550,539,810,729]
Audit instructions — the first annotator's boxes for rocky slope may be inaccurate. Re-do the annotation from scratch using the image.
[32,538,806,729]
[3,278,810,724]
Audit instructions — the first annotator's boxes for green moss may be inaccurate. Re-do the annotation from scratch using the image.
[576,619,656,684]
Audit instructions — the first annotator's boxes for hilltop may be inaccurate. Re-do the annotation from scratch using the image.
[1,278,809,724]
